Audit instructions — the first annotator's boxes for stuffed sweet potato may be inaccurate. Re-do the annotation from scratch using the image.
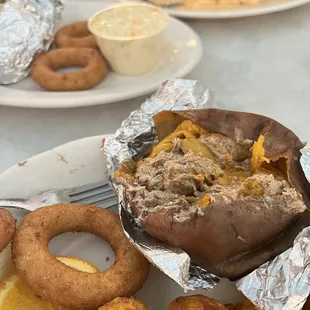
[115,109,310,279]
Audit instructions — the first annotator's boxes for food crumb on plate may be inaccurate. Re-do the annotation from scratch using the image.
[18,160,27,167]
[56,153,68,164]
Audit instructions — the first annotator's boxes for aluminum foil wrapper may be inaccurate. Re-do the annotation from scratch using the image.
[0,0,64,84]
[104,80,310,307]
[105,79,219,291]
[301,142,310,183]
[236,142,310,310]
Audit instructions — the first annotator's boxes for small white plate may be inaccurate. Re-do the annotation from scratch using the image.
[0,2,202,109]
[0,135,244,309]
[145,0,310,19]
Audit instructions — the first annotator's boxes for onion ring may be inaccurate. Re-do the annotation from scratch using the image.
[12,204,150,310]
[31,48,108,91]
[55,21,97,49]
[98,297,148,310]
[0,209,16,253]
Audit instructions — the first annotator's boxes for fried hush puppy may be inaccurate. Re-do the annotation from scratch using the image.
[12,204,150,310]
[225,305,240,310]
[240,300,260,310]
[98,297,148,310]
[169,295,228,310]
[0,208,16,253]
[225,299,260,310]
[169,296,261,310]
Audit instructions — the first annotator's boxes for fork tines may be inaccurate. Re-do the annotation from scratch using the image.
[69,180,118,208]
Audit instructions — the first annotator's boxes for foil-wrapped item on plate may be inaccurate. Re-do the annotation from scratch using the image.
[104,79,310,309]
[105,79,219,291]
[0,0,64,84]
[301,142,310,183]
[237,226,310,310]
[237,142,310,310]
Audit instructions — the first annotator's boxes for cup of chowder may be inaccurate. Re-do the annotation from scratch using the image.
[88,2,169,76]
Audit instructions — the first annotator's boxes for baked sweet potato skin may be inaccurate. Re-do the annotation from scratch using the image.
[126,109,310,279]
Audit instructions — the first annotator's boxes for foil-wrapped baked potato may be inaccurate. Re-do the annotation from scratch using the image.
[115,109,310,279]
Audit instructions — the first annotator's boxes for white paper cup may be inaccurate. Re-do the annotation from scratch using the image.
[88,2,169,76]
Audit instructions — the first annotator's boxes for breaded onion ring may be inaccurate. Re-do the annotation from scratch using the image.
[13,204,150,310]
[98,297,148,310]
[0,209,16,253]
[55,21,97,49]
[31,48,108,91]
[169,295,228,310]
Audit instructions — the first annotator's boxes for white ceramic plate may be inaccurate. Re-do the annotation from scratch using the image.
[0,135,244,309]
[144,0,310,19]
[0,2,202,109]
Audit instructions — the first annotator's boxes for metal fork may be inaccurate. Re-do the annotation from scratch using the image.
[0,180,118,212]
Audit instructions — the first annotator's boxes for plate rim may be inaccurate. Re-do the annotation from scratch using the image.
[161,0,310,19]
[0,135,108,178]
[0,16,202,109]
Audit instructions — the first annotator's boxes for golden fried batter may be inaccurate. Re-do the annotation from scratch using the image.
[31,48,107,91]
[225,304,241,310]
[225,299,260,310]
[55,21,97,49]
[241,300,260,309]
[13,204,150,310]
[98,297,148,310]
[0,209,15,253]
[169,295,228,310]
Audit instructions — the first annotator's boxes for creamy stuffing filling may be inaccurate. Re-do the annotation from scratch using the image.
[117,132,306,222]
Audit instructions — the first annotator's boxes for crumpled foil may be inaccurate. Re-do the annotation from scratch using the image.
[105,79,214,171]
[301,142,310,183]
[237,143,310,310]
[104,79,310,308]
[236,227,310,310]
[0,0,64,84]
[105,79,219,291]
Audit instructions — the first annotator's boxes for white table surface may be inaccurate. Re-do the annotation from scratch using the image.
[1,4,310,173]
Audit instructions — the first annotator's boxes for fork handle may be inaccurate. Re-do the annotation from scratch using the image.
[0,198,28,210]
